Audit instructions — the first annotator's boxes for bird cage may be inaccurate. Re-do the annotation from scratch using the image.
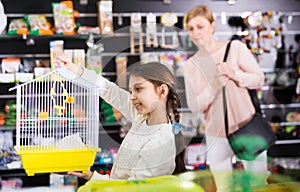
[9,68,101,176]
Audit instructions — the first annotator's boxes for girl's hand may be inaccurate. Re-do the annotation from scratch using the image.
[54,53,84,76]
[67,170,93,180]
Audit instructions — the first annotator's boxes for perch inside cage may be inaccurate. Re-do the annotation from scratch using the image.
[10,69,101,176]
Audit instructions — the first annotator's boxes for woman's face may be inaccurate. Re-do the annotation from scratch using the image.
[129,76,167,116]
[187,15,215,46]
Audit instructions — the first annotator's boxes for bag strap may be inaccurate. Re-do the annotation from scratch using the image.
[248,89,262,115]
[222,41,263,137]
[222,41,232,137]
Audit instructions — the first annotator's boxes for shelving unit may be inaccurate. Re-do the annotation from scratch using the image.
[0,0,300,188]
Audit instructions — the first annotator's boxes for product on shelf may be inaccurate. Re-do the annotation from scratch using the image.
[97,0,113,35]
[7,19,29,35]
[146,13,158,48]
[130,12,143,54]
[160,12,179,49]
[0,111,5,126]
[243,11,263,28]
[34,67,51,78]
[87,43,104,74]
[50,40,64,70]
[159,52,175,74]
[25,14,54,36]
[174,52,188,77]
[1,58,20,73]
[140,52,159,64]
[64,49,85,69]
[15,73,34,83]
[4,100,16,127]
[115,54,127,89]
[0,58,31,82]
[32,59,51,78]
[77,26,100,35]
[52,1,76,35]
[100,100,120,123]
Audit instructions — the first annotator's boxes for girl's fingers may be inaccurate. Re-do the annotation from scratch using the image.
[67,171,93,180]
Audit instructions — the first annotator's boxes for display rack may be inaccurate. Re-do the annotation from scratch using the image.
[0,5,299,188]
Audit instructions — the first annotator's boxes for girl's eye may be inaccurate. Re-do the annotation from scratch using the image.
[187,27,193,31]
[129,87,142,94]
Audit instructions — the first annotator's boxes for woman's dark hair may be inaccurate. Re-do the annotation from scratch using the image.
[128,62,187,174]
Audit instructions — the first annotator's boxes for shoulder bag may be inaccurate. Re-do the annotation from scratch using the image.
[222,41,277,161]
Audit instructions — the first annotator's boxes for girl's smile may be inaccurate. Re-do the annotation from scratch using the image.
[133,102,143,111]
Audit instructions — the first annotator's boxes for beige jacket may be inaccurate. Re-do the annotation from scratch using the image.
[184,40,265,137]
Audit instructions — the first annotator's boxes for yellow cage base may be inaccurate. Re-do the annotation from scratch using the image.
[16,147,100,176]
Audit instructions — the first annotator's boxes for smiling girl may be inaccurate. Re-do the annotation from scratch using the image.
[55,56,187,180]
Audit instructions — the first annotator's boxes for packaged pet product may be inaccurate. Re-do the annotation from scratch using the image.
[1,58,21,73]
[115,55,127,89]
[86,43,104,74]
[52,1,76,35]
[97,0,113,34]
[25,14,53,35]
[7,19,29,35]
[50,40,64,70]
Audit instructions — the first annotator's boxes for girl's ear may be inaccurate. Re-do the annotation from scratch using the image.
[158,84,169,99]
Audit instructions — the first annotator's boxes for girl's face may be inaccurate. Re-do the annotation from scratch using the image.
[187,15,215,46]
[129,75,168,117]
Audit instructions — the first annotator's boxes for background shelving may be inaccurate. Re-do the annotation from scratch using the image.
[0,0,299,188]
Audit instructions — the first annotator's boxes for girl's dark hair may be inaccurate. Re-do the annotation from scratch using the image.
[129,62,187,175]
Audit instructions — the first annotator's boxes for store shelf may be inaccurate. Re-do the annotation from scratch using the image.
[0,34,104,41]
[261,85,295,91]
[0,31,188,40]
[0,126,16,131]
[0,53,50,58]
[0,168,28,177]
[5,10,300,17]
[101,121,120,127]
[0,94,16,99]
[275,139,300,145]
[271,122,300,127]
[0,51,194,59]
[0,0,298,189]
[261,103,300,109]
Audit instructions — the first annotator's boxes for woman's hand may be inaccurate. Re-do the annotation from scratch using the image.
[67,170,93,180]
[54,53,84,76]
[216,62,235,86]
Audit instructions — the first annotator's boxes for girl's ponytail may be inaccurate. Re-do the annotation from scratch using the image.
[169,90,187,175]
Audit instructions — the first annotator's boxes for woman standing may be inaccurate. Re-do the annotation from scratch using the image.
[184,5,268,191]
